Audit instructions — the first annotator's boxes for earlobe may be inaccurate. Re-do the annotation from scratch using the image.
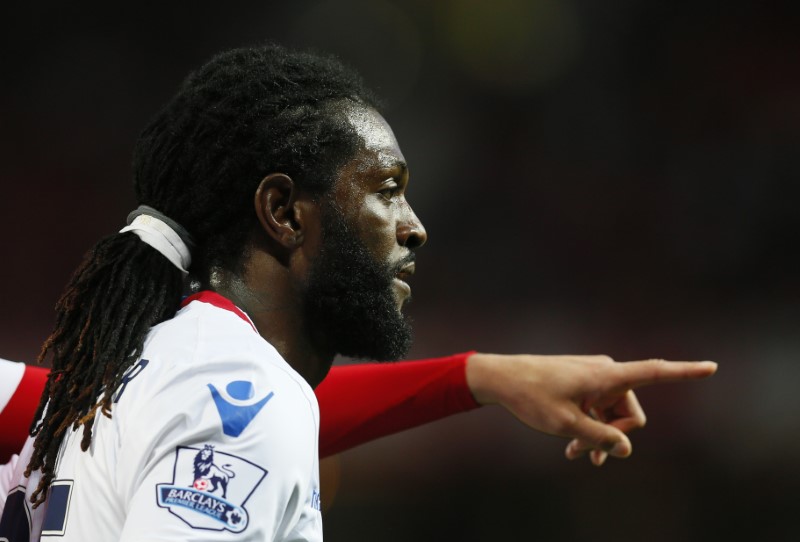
[254,173,303,248]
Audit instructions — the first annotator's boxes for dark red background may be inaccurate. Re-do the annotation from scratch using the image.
[1,2,797,540]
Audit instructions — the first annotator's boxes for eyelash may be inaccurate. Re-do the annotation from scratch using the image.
[378,184,401,201]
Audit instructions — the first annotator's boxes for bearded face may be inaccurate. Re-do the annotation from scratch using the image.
[301,201,413,361]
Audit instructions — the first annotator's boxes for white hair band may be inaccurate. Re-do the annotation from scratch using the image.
[120,214,192,274]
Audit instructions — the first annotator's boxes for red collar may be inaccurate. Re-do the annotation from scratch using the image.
[181,291,258,333]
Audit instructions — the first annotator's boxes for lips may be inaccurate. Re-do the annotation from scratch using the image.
[393,261,415,302]
[395,262,415,282]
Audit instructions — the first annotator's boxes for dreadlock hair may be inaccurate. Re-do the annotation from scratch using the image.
[25,44,379,506]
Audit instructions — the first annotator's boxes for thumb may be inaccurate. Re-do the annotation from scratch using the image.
[565,415,632,460]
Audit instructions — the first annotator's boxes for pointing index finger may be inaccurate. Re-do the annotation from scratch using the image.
[613,359,718,390]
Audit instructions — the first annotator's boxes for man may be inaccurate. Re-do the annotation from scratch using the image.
[1,354,479,463]
[0,45,715,541]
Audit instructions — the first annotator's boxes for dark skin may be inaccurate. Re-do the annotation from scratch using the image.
[0,112,717,472]
[211,104,427,387]
[206,104,718,466]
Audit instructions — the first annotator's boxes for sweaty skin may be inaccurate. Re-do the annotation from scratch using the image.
[177,103,720,464]
[0,106,718,471]
[213,103,425,388]
[326,104,425,312]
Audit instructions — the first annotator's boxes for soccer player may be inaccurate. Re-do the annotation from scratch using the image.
[0,351,717,465]
[2,354,480,463]
[0,45,716,541]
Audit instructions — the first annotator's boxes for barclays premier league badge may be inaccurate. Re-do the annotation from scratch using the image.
[156,445,267,533]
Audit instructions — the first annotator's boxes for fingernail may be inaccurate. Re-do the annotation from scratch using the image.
[593,452,607,467]
[610,442,628,456]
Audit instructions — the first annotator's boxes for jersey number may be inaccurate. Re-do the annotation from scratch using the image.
[0,481,73,541]
[0,487,31,542]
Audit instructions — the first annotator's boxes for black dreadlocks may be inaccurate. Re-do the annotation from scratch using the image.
[25,44,378,506]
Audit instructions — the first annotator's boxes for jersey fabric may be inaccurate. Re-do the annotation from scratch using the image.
[0,359,25,413]
[317,354,478,457]
[0,356,478,464]
[1,291,322,541]
[0,311,479,540]
[0,360,48,461]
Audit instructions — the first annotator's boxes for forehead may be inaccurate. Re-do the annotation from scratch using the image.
[340,104,406,175]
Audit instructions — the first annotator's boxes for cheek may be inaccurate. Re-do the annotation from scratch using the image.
[354,200,397,255]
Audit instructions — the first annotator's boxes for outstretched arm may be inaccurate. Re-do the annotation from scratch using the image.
[316,353,479,457]
[0,355,479,461]
[466,354,718,465]
[0,359,48,461]
[0,354,716,465]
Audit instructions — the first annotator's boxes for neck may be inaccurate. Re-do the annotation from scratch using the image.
[208,267,334,388]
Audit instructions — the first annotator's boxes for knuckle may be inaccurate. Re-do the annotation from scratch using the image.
[597,437,617,452]
[553,410,579,435]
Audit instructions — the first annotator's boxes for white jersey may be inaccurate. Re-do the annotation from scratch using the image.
[0,291,322,541]
[0,358,25,414]
[0,358,28,509]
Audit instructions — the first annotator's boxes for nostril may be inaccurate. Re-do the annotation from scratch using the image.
[408,231,426,249]
[414,224,428,248]
[399,224,427,249]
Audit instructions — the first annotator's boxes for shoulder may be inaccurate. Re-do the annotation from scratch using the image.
[130,299,316,412]
[0,358,25,412]
[75,299,321,540]
[110,298,318,459]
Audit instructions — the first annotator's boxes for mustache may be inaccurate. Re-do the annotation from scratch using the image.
[391,252,416,275]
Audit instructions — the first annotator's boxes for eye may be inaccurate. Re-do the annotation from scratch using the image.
[378,187,398,201]
[378,179,401,201]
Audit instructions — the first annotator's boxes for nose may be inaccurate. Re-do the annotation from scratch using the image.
[397,202,427,249]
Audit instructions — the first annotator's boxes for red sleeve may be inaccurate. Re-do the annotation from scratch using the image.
[0,365,48,462]
[0,357,483,461]
[315,352,481,458]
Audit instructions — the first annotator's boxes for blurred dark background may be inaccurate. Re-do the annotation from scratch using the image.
[1,1,798,540]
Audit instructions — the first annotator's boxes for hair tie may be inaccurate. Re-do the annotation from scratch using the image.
[119,205,195,274]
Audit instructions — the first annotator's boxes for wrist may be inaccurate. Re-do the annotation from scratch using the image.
[465,352,506,406]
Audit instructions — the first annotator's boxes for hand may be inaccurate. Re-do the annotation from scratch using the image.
[465,354,717,466]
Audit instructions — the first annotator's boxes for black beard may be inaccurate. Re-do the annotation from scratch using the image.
[302,203,413,361]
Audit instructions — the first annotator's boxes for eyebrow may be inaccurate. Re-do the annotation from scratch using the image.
[384,159,408,175]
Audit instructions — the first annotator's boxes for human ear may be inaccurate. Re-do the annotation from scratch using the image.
[253,173,305,248]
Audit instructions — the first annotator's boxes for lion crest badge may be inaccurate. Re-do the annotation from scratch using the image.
[156,445,267,533]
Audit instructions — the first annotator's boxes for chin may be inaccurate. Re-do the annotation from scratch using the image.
[395,295,411,313]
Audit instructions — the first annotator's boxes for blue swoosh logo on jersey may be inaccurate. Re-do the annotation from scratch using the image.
[207,382,274,437]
